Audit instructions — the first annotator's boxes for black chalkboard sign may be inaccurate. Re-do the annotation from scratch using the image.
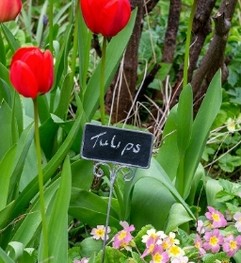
[81,123,153,168]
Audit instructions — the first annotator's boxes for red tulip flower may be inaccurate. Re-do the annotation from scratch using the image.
[0,0,22,23]
[10,47,54,98]
[80,0,131,37]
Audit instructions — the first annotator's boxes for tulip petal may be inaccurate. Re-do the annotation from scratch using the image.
[0,0,22,22]
[21,48,43,84]
[80,0,98,34]
[118,0,131,31]
[100,0,119,37]
[11,47,39,65]
[22,49,53,93]
[10,47,54,97]
[107,0,131,37]
[39,50,54,93]
[10,61,39,98]
[80,0,131,37]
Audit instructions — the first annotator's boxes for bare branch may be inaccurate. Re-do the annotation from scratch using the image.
[145,0,160,14]
[162,0,181,63]
[188,0,217,81]
[191,0,237,100]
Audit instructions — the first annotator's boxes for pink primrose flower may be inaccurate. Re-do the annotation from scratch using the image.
[141,229,169,259]
[205,206,227,228]
[120,220,135,232]
[142,239,160,258]
[112,221,135,249]
[90,225,110,240]
[196,220,205,234]
[74,258,89,263]
[223,235,241,257]
[234,212,241,232]
[167,245,185,259]
[203,229,223,253]
[194,234,206,256]
[162,232,180,251]
[150,245,169,263]
[142,228,167,245]
[171,255,192,263]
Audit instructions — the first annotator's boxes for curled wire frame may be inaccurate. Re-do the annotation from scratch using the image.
[93,162,135,182]
[93,161,136,263]
[93,162,110,178]
[119,166,135,182]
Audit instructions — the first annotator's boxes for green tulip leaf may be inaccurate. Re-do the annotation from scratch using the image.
[79,237,103,258]
[1,24,20,52]
[176,84,193,155]
[69,188,120,228]
[0,247,15,263]
[71,159,94,190]
[0,110,83,233]
[12,180,59,246]
[43,156,72,263]
[7,241,24,261]
[93,246,127,263]
[183,70,222,198]
[234,250,241,263]
[35,1,48,46]
[165,203,193,233]
[0,146,16,210]
[124,158,195,230]
[0,63,10,85]
[155,106,179,181]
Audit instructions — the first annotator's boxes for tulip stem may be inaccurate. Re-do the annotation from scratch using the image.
[183,0,197,88]
[48,0,54,52]
[70,0,79,92]
[100,37,107,124]
[0,25,6,65]
[33,98,49,262]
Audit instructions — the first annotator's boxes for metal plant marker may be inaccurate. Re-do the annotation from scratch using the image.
[93,162,135,263]
[81,123,154,262]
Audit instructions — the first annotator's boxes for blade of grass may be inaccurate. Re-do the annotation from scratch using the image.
[47,156,71,263]
[36,0,48,46]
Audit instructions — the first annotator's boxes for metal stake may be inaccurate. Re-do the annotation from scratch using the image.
[93,163,134,263]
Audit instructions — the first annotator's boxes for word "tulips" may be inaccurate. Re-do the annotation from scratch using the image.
[10,47,54,98]
[0,0,22,23]
[80,0,131,37]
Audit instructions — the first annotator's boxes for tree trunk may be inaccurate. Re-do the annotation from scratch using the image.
[191,0,237,103]
[162,0,181,63]
[188,0,217,82]
[106,0,144,123]
[151,0,181,103]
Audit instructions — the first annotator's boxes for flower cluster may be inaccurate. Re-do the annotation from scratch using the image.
[194,206,241,258]
[90,221,135,250]
[141,229,193,263]
[74,207,241,263]
[75,221,193,263]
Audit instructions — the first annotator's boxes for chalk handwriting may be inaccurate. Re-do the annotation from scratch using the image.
[90,132,141,156]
